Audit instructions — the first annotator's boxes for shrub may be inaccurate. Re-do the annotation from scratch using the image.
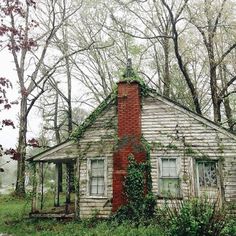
[221,219,236,236]
[158,197,235,236]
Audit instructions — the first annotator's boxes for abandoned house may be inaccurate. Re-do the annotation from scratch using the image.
[28,63,236,219]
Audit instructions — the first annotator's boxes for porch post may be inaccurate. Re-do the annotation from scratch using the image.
[74,158,80,219]
[31,162,39,213]
[58,163,63,192]
[54,163,60,207]
[65,163,71,214]
[40,162,44,210]
[68,163,75,192]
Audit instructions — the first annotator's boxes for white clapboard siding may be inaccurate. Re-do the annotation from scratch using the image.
[142,95,236,205]
[77,104,116,218]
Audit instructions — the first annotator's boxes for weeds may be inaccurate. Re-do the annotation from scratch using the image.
[0,194,235,236]
[157,197,236,236]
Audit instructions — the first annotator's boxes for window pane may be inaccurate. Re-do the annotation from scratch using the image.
[162,159,177,177]
[91,160,103,168]
[198,163,205,187]
[168,160,176,168]
[160,178,180,197]
[90,178,98,195]
[97,160,104,168]
[92,168,104,177]
[90,177,105,195]
[91,160,104,177]
[204,162,217,187]
[97,184,104,194]
[97,177,104,186]
[91,160,97,169]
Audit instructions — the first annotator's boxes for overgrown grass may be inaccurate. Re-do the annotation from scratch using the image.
[0,194,164,236]
[0,194,235,236]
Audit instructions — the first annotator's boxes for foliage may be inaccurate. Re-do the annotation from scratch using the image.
[221,219,236,236]
[0,77,14,127]
[0,0,37,52]
[158,197,236,236]
[0,77,17,159]
[113,155,156,223]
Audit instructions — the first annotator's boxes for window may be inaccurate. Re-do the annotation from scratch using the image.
[89,159,105,196]
[159,158,180,197]
[196,161,217,194]
[197,161,217,187]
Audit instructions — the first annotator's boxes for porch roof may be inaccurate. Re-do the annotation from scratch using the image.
[27,140,76,163]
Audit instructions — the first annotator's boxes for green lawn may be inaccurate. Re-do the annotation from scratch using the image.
[0,194,164,236]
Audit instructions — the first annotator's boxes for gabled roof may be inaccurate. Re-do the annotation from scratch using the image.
[28,82,236,162]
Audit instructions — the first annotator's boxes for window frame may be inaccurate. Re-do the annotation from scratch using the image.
[87,157,107,198]
[158,157,181,198]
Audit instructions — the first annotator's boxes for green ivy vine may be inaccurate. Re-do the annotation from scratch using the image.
[113,138,156,223]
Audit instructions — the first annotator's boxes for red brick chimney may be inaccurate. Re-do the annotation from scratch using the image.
[112,60,146,212]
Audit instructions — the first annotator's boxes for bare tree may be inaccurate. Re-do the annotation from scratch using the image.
[186,0,236,123]
[0,0,92,195]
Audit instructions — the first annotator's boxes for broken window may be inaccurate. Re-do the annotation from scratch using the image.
[159,158,180,197]
[197,161,217,188]
[89,159,105,196]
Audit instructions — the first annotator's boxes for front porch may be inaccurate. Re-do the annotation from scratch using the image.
[30,160,78,219]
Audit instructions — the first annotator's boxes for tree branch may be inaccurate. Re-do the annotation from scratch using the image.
[161,0,202,114]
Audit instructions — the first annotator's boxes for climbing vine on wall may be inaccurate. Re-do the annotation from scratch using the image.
[113,138,156,223]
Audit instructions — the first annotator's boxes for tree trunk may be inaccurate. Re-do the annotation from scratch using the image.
[31,163,38,213]
[54,86,61,144]
[207,34,221,123]
[221,65,234,130]
[162,0,202,114]
[210,66,221,123]
[224,97,234,130]
[66,54,73,135]
[53,86,63,192]
[62,22,73,135]
[163,37,171,97]
[15,95,27,196]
